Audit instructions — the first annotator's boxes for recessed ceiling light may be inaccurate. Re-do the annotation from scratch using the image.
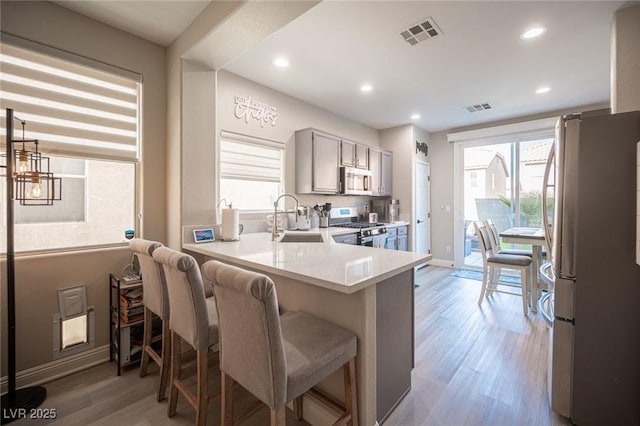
[521,26,547,40]
[411,113,421,120]
[536,87,551,94]
[360,84,373,93]
[273,57,289,68]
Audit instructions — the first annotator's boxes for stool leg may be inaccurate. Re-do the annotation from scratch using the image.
[293,396,303,421]
[521,267,529,315]
[478,265,489,304]
[157,319,171,401]
[195,350,208,426]
[270,406,285,426]
[221,372,234,426]
[168,331,180,417]
[139,307,153,377]
[530,265,538,313]
[344,358,358,426]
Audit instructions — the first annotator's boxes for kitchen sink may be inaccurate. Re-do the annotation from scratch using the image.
[279,233,324,243]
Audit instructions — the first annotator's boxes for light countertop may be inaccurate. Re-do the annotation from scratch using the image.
[184,230,430,294]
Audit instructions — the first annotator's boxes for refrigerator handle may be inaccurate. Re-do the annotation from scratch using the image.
[542,145,555,261]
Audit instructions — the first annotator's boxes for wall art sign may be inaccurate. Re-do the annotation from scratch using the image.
[234,95,278,127]
[416,140,429,156]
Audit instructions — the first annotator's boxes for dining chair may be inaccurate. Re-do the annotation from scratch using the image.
[152,247,219,426]
[484,219,533,257]
[474,222,533,314]
[202,260,358,426]
[129,238,170,402]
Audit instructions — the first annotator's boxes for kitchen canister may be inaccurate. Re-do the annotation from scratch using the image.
[221,204,241,241]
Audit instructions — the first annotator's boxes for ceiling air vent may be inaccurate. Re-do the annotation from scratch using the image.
[400,17,442,46]
[465,103,493,113]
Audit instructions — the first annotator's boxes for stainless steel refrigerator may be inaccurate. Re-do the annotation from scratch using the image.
[540,109,640,425]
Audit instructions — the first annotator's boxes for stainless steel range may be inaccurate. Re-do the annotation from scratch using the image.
[329,207,387,247]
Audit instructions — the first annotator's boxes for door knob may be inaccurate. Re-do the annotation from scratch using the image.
[417,219,424,224]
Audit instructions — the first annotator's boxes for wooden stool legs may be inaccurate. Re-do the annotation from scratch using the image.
[139,307,170,401]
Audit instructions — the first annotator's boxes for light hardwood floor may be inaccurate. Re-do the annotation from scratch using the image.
[15,266,571,426]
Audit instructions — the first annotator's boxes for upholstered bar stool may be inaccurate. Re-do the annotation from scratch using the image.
[152,247,219,426]
[474,223,533,314]
[202,260,358,426]
[129,238,170,401]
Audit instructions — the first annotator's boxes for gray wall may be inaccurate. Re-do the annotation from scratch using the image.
[0,1,167,373]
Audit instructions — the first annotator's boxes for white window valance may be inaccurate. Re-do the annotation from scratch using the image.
[447,117,557,144]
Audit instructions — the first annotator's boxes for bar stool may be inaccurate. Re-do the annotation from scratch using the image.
[152,247,219,426]
[129,238,170,401]
[202,260,358,426]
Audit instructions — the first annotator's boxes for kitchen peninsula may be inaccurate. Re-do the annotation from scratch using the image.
[184,231,430,425]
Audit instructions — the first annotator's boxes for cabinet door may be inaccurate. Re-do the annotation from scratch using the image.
[355,144,369,169]
[381,151,393,196]
[312,132,340,193]
[340,140,356,167]
[369,148,382,196]
[397,235,408,251]
[385,236,397,250]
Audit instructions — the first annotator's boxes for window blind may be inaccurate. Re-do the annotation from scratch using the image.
[0,42,140,161]
[219,131,284,183]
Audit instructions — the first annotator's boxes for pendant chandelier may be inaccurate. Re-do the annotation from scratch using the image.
[2,111,61,205]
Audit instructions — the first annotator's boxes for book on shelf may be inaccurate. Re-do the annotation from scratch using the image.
[120,305,144,323]
[120,287,143,307]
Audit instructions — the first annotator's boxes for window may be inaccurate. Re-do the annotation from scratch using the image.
[219,131,284,211]
[449,116,556,268]
[1,37,140,252]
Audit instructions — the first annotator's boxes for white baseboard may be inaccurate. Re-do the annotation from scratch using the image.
[427,258,455,268]
[0,345,110,393]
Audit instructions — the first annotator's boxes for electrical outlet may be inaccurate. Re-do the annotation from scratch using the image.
[446,245,451,253]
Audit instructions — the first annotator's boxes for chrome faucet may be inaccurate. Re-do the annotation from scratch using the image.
[273,193,299,240]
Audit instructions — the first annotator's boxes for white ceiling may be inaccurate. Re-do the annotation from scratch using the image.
[53,0,211,47]
[53,1,626,132]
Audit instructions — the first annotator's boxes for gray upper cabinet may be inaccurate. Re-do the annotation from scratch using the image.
[295,129,340,194]
[369,147,393,196]
[340,140,369,169]
[380,150,392,196]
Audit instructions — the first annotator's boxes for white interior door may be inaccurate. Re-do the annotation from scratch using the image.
[415,160,431,254]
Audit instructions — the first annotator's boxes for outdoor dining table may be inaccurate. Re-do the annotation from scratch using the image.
[500,227,547,309]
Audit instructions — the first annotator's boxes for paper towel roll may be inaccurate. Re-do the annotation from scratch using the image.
[222,208,240,241]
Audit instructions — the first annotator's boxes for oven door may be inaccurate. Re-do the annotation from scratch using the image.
[359,235,374,247]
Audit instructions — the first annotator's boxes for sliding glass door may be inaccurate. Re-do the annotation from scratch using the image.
[461,138,552,269]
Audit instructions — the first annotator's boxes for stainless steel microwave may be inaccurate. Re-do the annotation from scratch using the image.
[340,166,372,195]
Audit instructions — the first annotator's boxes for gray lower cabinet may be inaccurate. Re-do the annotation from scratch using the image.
[295,129,340,194]
[385,226,408,251]
[397,225,408,251]
[385,227,397,250]
[376,268,414,423]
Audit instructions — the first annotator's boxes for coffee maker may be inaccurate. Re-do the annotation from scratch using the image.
[370,199,400,223]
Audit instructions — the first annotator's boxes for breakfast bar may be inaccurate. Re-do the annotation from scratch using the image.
[184,231,430,425]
